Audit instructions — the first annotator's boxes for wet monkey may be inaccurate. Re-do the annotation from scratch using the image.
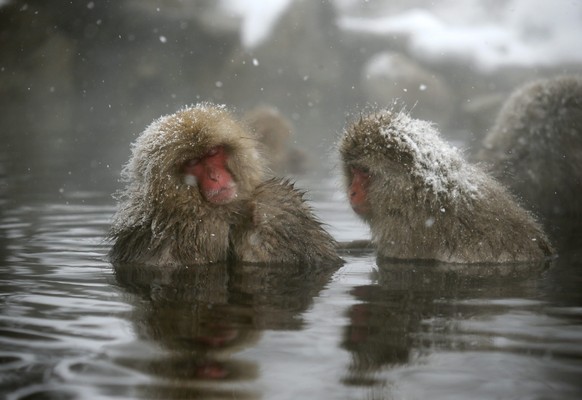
[339,109,553,264]
[477,75,582,248]
[109,104,261,265]
[109,103,341,266]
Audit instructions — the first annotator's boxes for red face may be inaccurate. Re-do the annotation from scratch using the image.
[348,167,370,216]
[182,146,238,204]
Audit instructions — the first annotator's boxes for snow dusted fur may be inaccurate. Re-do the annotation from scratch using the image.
[109,103,341,266]
[109,104,263,265]
[340,109,553,264]
[477,76,582,246]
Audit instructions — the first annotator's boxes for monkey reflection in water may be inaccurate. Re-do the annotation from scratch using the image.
[109,103,342,266]
[113,259,334,391]
[341,258,550,386]
[339,109,554,264]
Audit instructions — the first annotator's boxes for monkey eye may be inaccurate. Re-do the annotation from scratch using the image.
[351,166,370,176]
[183,146,224,170]
[184,158,200,168]
[205,147,221,157]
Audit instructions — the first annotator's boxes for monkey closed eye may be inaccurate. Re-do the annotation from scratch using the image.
[182,146,238,204]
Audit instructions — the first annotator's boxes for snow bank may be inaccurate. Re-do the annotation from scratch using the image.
[221,0,293,48]
[338,0,582,71]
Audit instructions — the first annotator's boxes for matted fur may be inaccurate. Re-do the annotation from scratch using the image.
[477,75,582,246]
[231,178,341,265]
[109,103,265,265]
[109,103,342,266]
[340,109,553,263]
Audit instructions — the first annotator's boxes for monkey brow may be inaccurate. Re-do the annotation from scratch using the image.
[237,136,260,143]
[354,165,371,174]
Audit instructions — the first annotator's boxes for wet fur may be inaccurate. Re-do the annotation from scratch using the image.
[232,178,340,264]
[340,109,553,263]
[109,103,342,266]
[477,75,582,247]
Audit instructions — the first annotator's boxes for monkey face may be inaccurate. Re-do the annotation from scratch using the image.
[124,104,265,210]
[182,146,238,205]
[348,167,371,217]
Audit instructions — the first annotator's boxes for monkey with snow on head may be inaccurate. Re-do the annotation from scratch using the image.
[339,109,553,264]
[109,103,341,266]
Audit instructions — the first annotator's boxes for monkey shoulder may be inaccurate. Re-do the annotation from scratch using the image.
[245,178,322,235]
[234,178,342,266]
[108,222,155,264]
[251,178,306,214]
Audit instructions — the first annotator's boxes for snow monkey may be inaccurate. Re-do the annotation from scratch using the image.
[476,75,582,247]
[244,105,307,175]
[339,109,553,264]
[109,103,342,266]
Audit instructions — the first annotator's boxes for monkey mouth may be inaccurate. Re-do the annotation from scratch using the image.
[203,183,238,205]
[351,202,371,217]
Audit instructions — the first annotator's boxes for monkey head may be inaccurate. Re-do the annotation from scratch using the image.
[123,103,265,213]
[340,109,484,221]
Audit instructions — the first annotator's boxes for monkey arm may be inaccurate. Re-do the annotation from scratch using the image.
[231,178,343,266]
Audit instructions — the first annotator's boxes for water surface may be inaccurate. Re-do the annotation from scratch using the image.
[1,176,581,399]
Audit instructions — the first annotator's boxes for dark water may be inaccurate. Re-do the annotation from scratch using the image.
[1,176,582,400]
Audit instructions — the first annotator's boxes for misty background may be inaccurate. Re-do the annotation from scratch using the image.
[1,0,581,198]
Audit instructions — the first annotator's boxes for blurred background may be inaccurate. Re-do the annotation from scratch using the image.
[1,0,581,195]
[1,3,582,398]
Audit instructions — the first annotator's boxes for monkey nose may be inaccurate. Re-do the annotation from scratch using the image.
[207,168,220,182]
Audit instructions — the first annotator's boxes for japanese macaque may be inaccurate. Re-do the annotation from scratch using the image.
[476,76,582,247]
[244,106,307,175]
[109,103,341,266]
[339,109,553,264]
